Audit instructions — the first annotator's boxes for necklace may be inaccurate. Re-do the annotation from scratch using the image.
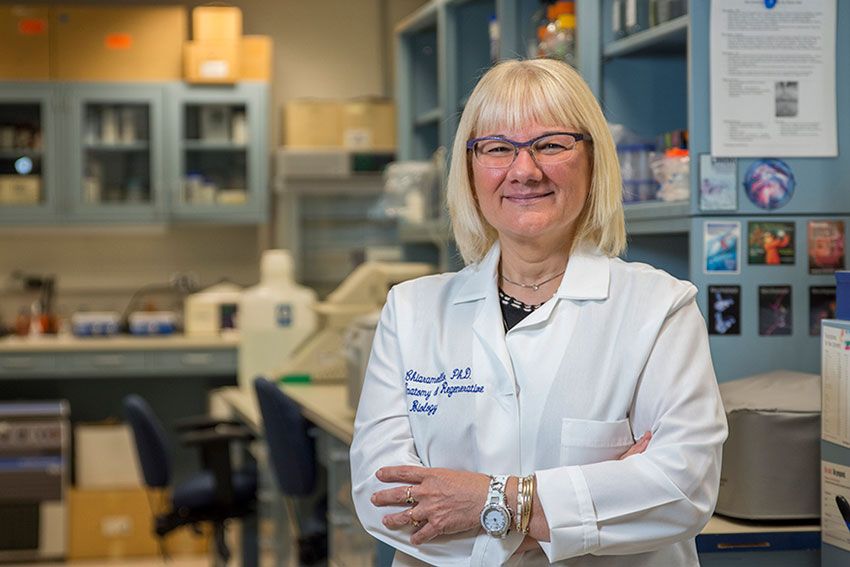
[500,269,566,291]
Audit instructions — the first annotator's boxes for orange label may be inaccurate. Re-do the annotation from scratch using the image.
[18,18,47,35]
[104,33,133,50]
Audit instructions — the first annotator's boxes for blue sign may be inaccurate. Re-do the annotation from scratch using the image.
[275,304,292,327]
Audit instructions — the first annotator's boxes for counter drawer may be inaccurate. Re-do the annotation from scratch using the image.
[66,352,146,374]
[147,350,236,374]
[0,353,56,376]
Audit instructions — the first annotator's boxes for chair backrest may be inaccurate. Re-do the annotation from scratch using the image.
[123,394,171,488]
[254,378,316,496]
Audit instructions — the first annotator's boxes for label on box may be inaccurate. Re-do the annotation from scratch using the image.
[101,515,133,537]
[200,60,230,79]
[344,128,372,149]
[105,33,133,50]
[18,19,47,35]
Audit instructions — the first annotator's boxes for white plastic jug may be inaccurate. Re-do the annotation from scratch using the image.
[238,250,318,393]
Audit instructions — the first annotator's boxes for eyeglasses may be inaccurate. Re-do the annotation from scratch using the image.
[466,132,592,168]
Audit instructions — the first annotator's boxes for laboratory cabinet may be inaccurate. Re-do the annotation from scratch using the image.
[0,81,269,225]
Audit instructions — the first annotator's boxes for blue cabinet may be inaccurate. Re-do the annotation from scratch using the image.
[0,81,269,225]
[0,84,59,224]
[65,83,166,223]
[167,82,268,223]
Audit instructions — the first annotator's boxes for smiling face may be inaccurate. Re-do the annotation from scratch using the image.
[470,123,592,248]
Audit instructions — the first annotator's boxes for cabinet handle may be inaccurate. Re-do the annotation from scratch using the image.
[2,357,35,369]
[181,353,213,366]
[91,355,126,367]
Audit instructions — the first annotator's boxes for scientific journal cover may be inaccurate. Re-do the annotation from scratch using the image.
[748,221,795,265]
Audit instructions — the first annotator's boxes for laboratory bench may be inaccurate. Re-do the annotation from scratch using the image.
[0,333,238,481]
[214,383,822,566]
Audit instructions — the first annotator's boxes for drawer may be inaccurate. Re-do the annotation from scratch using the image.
[147,350,236,374]
[66,352,146,374]
[0,353,56,376]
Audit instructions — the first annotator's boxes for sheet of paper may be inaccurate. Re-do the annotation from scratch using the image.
[822,461,850,552]
[710,0,837,157]
[821,323,850,447]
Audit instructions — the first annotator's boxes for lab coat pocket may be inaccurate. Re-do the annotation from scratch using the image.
[559,418,634,466]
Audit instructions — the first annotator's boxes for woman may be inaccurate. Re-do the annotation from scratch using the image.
[350,59,727,566]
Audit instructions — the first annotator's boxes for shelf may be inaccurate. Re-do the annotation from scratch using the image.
[604,15,688,59]
[624,200,690,235]
[396,1,438,34]
[183,141,248,151]
[414,107,442,127]
[85,142,149,151]
[0,149,42,159]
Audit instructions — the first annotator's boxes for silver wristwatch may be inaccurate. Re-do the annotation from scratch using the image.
[480,475,512,538]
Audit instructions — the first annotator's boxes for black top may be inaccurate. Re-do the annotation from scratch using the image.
[499,289,545,331]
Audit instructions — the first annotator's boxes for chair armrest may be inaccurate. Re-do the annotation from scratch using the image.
[174,415,243,432]
[179,425,255,508]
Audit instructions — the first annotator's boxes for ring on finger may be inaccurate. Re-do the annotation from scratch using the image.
[404,485,416,505]
[406,509,421,528]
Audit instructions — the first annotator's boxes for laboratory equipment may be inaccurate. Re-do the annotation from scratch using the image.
[70,311,121,337]
[716,370,820,520]
[374,160,440,224]
[273,261,432,385]
[184,281,242,336]
[0,401,69,562]
[238,250,319,394]
[128,311,178,336]
[344,310,381,410]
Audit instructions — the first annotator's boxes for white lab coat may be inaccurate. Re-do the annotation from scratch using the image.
[350,243,728,566]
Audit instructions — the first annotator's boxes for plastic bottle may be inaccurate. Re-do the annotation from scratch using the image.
[539,1,576,64]
[238,250,318,393]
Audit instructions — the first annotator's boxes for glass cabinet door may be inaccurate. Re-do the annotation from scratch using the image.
[0,85,57,223]
[169,83,268,222]
[66,84,164,222]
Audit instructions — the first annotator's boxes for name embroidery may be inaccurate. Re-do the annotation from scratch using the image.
[405,367,484,416]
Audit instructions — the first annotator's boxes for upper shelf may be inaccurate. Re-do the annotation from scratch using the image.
[624,199,690,235]
[604,15,688,59]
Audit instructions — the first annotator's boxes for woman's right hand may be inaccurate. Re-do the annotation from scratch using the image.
[618,431,652,460]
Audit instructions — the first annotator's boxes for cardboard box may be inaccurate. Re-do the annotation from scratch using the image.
[193,6,242,41]
[68,488,209,560]
[342,99,396,150]
[284,100,343,148]
[0,6,50,80]
[0,174,41,205]
[75,422,143,489]
[184,40,240,84]
[240,35,272,81]
[51,6,186,81]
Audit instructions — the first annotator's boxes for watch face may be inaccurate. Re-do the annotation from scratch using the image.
[481,505,508,535]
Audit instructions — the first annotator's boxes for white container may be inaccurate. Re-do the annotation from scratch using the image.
[184,281,242,336]
[238,250,318,393]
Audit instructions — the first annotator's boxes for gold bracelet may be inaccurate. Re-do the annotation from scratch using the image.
[516,475,525,533]
[522,474,535,534]
[520,474,533,534]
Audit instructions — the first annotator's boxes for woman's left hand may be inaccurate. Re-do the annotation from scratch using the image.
[371,466,490,545]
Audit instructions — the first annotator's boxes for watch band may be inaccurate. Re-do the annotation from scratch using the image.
[488,475,509,507]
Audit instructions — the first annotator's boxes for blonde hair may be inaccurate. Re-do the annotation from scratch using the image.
[446,59,625,265]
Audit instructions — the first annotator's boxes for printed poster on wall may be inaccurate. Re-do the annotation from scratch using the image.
[822,461,850,552]
[748,221,794,265]
[708,285,740,336]
[704,221,741,274]
[810,286,837,337]
[809,220,846,274]
[758,285,792,336]
[699,155,737,211]
[710,0,837,157]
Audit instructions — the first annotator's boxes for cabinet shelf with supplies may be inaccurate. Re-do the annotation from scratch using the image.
[0,81,269,226]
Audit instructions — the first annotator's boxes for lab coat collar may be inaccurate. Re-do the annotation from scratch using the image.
[451,241,610,304]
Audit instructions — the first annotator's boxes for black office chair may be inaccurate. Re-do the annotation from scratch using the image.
[254,378,328,565]
[123,394,257,565]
